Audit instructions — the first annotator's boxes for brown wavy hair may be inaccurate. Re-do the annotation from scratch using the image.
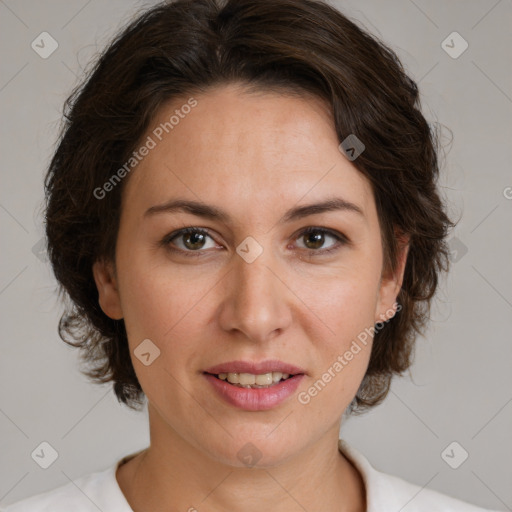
[44,0,455,414]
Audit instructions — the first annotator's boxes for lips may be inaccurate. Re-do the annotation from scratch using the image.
[203,359,306,376]
[204,372,305,411]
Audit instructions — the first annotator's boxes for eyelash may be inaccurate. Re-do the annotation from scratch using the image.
[160,226,348,258]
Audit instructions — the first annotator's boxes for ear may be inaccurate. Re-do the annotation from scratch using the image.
[92,259,123,320]
[375,232,410,323]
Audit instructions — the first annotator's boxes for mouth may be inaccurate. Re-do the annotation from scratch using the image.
[203,370,305,411]
[202,359,306,390]
[203,371,301,389]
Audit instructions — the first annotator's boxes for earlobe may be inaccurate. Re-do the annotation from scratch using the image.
[92,259,123,320]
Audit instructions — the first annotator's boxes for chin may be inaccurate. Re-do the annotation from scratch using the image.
[202,431,300,469]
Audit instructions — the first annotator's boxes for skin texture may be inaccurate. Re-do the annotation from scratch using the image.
[93,83,409,512]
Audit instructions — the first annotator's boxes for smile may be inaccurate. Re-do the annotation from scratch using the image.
[203,372,304,411]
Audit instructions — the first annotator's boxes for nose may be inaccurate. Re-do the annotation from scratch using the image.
[217,247,293,344]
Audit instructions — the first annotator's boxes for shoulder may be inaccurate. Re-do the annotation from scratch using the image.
[338,439,500,512]
[369,467,497,512]
[1,472,103,512]
[0,460,131,512]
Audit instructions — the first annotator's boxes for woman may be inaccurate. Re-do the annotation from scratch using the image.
[2,0,499,510]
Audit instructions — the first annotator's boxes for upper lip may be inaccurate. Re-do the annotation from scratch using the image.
[204,360,306,375]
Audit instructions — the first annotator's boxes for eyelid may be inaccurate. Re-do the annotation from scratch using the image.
[161,225,349,256]
[291,226,349,255]
[161,227,218,254]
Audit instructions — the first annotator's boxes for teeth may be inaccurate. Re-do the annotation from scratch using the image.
[217,371,293,387]
[240,373,256,385]
[272,372,283,383]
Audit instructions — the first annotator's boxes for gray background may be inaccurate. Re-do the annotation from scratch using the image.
[0,0,511,510]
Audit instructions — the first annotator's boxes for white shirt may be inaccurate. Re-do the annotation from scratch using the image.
[1,439,499,511]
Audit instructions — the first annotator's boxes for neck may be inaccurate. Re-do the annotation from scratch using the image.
[116,405,366,512]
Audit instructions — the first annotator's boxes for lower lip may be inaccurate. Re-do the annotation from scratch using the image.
[203,373,304,411]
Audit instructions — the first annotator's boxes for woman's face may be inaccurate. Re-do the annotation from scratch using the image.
[94,83,407,467]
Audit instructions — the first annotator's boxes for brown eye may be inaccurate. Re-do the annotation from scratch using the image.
[295,227,347,254]
[302,230,326,250]
[163,227,218,255]
[181,231,207,250]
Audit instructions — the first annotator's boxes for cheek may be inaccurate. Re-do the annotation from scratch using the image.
[117,265,210,410]
[295,267,380,410]
[312,280,377,330]
[119,265,209,345]
[300,257,381,344]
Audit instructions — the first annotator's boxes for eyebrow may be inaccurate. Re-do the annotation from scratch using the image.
[144,197,364,223]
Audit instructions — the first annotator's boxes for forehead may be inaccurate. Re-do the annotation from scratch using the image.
[122,83,375,226]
